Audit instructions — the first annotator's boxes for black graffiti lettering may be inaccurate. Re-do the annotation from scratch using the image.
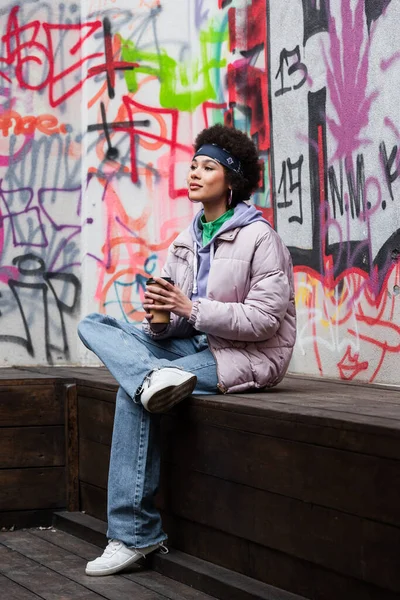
[44,272,81,358]
[277,155,304,224]
[3,280,43,356]
[87,101,150,163]
[278,161,289,207]
[328,161,344,220]
[328,156,366,219]
[380,141,399,201]
[302,0,330,46]
[287,156,304,223]
[346,155,366,219]
[275,46,308,97]
[365,0,392,34]
[0,254,81,364]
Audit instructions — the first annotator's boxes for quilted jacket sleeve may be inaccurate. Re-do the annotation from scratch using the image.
[188,229,292,342]
[142,244,197,340]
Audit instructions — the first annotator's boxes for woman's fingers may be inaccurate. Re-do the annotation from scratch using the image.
[145,286,169,299]
[146,290,167,300]
[145,288,175,305]
[153,277,174,290]
[144,280,190,318]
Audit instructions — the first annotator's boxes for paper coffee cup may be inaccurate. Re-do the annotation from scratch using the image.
[146,277,174,324]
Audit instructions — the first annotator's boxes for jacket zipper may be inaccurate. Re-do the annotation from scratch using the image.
[174,240,227,393]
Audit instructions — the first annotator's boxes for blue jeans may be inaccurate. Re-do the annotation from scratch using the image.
[77,313,218,548]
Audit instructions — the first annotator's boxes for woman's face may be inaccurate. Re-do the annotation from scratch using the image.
[187,155,230,205]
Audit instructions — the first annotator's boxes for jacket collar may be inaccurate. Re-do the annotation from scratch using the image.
[173,226,241,250]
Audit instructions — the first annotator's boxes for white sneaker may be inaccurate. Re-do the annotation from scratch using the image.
[140,367,197,413]
[85,539,165,576]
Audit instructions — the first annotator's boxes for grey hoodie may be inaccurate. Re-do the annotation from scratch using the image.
[189,202,270,300]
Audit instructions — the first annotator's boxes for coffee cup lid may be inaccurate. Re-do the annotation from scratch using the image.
[146,277,174,285]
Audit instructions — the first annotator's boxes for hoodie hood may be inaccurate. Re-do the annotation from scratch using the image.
[189,202,270,298]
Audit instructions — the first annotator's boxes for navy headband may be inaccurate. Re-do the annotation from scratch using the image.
[192,144,242,175]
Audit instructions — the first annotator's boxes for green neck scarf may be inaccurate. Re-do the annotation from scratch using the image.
[200,208,234,246]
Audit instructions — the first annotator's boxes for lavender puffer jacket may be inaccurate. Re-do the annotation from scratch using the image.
[143,221,296,393]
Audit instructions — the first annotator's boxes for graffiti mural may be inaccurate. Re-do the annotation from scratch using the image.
[0,1,84,364]
[270,0,399,383]
[0,0,398,385]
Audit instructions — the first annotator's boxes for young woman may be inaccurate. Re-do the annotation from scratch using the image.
[78,124,296,576]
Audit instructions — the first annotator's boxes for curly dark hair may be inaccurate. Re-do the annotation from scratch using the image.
[193,124,261,207]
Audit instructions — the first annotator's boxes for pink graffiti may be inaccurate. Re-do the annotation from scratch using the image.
[323,0,379,162]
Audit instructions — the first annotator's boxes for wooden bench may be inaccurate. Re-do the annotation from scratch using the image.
[1,367,399,600]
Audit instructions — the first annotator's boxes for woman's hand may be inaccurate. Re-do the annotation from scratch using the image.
[143,277,193,320]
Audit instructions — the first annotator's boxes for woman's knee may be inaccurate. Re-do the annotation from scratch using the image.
[77,312,104,343]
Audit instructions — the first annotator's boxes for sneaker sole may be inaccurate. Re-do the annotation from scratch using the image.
[85,553,144,576]
[85,544,160,576]
[144,375,197,413]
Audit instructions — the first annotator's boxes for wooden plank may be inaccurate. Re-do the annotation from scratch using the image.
[2,367,400,431]
[161,418,400,526]
[236,380,400,419]
[54,510,108,547]
[16,366,400,403]
[161,513,399,600]
[80,482,107,523]
[33,528,217,600]
[78,386,400,459]
[78,385,117,403]
[53,510,399,600]
[0,468,65,511]
[244,395,400,419]
[0,386,64,427]
[77,407,400,528]
[0,369,60,383]
[79,439,110,490]
[78,395,115,445]
[77,386,400,460]
[152,548,309,600]
[0,544,103,599]
[0,426,65,469]
[188,395,400,435]
[64,384,79,512]
[285,374,400,397]
[76,386,400,438]
[1,366,117,390]
[203,392,400,421]
[179,404,400,459]
[24,366,118,390]
[13,366,95,380]
[0,509,55,530]
[75,376,117,390]
[0,574,45,600]
[77,383,400,450]
[158,467,400,592]
[0,530,176,599]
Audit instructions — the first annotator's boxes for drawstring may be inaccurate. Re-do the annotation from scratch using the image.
[192,240,198,295]
[210,241,215,264]
[158,542,169,554]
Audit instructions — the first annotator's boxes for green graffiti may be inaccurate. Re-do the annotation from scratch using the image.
[120,23,228,112]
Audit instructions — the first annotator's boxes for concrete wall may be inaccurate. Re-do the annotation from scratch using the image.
[0,0,398,385]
